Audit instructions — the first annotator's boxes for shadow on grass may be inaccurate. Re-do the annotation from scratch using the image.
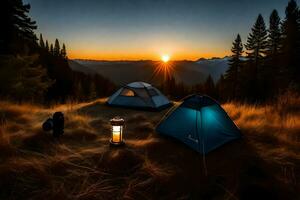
[127,135,296,200]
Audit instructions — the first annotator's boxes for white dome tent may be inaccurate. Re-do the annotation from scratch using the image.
[107,82,172,110]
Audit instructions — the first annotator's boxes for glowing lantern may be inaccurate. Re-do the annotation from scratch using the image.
[110,116,125,146]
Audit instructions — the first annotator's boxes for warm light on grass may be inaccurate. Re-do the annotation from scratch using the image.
[0,96,299,198]
[161,54,170,63]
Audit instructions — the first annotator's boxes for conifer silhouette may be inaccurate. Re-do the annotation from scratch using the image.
[267,10,281,57]
[1,0,37,54]
[54,39,60,56]
[39,34,45,48]
[224,34,244,99]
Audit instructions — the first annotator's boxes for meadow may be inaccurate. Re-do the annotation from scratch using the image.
[0,95,299,200]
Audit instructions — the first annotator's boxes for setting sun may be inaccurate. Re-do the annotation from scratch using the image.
[161,55,170,63]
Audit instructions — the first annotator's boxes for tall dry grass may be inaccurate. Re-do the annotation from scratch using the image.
[223,93,300,155]
[223,93,300,190]
[0,96,299,199]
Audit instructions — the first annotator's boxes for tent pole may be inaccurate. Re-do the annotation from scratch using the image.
[199,109,208,176]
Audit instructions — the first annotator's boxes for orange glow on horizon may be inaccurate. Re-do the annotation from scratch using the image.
[68,49,230,61]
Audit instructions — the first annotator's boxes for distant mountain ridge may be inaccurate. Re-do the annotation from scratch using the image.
[68,57,233,86]
[194,56,231,81]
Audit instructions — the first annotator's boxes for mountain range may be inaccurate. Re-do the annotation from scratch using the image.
[68,57,231,86]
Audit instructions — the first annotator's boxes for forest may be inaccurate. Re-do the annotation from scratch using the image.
[0,0,299,103]
[162,1,300,102]
[0,0,115,104]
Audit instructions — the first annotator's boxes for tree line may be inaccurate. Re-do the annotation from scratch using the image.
[161,0,300,103]
[159,75,218,101]
[0,0,115,103]
[1,0,298,103]
[39,35,67,59]
[221,0,300,102]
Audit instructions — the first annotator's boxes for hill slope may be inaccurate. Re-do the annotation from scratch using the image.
[0,97,299,199]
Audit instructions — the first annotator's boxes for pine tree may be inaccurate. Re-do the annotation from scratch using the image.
[50,44,54,55]
[224,34,244,99]
[281,0,300,89]
[75,81,84,101]
[39,33,45,48]
[89,81,97,100]
[45,40,49,52]
[244,14,268,101]
[1,0,37,54]
[262,10,282,98]
[267,10,281,57]
[163,75,176,97]
[216,74,226,101]
[9,56,54,102]
[61,43,67,59]
[203,75,216,98]
[54,39,60,56]
[245,14,268,68]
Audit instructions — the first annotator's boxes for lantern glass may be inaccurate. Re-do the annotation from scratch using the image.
[110,117,125,146]
[112,125,122,143]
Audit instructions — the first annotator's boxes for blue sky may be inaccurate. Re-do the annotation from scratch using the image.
[25,0,292,60]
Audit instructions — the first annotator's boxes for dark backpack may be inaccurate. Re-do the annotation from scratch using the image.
[53,112,64,138]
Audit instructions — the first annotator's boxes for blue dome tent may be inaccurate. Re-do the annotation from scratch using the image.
[156,95,241,154]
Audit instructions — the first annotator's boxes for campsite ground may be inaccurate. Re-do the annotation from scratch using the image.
[0,97,299,200]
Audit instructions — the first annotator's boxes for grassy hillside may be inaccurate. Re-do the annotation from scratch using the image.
[0,97,299,199]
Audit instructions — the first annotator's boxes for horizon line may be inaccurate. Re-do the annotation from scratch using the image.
[71,55,231,62]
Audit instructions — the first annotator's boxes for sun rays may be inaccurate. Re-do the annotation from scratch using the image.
[149,59,175,82]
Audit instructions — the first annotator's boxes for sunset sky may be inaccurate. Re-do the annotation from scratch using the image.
[25,0,288,61]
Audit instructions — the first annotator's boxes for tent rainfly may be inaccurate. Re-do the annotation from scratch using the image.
[156,95,241,154]
[107,82,172,110]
